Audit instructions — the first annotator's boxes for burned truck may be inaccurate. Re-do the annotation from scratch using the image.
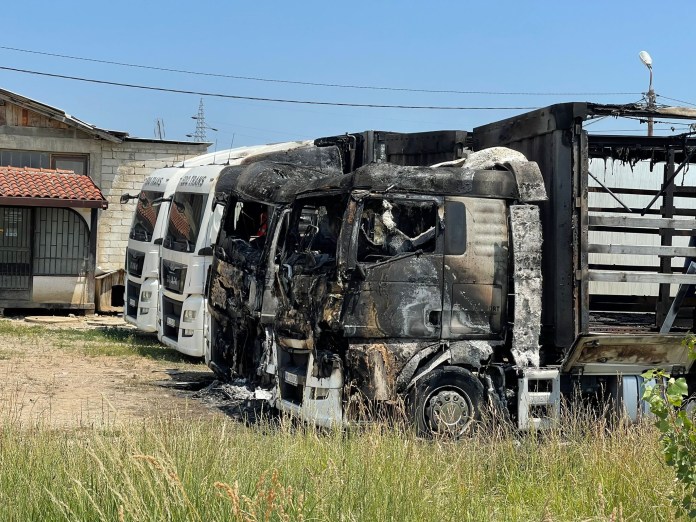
[206,143,345,377]
[207,131,468,381]
[259,103,696,435]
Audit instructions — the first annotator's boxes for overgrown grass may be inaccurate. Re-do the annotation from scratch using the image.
[0,411,677,521]
[0,319,193,362]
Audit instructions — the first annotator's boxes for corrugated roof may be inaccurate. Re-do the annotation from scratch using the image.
[0,166,108,209]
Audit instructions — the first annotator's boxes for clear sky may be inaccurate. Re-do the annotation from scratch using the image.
[0,0,692,148]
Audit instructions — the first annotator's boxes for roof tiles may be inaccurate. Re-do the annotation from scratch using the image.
[0,166,108,208]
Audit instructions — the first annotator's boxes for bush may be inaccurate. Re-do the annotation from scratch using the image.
[642,336,696,519]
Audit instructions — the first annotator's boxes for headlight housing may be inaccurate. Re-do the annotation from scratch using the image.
[182,310,197,322]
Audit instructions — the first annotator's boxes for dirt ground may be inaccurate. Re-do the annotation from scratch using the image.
[0,315,226,428]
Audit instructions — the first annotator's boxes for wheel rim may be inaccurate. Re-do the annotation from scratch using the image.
[424,386,473,437]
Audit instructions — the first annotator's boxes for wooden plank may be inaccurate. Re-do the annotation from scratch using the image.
[589,207,696,216]
[587,244,696,256]
[590,226,696,236]
[588,271,696,284]
[589,186,696,197]
[588,215,696,229]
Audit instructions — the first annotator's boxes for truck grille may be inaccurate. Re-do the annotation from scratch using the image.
[161,259,187,294]
[126,281,141,319]
[161,295,182,341]
[126,249,146,278]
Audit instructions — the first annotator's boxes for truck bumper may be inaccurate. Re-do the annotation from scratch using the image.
[160,294,206,357]
[125,278,159,332]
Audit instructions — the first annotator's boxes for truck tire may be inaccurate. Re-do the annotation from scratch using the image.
[411,366,484,438]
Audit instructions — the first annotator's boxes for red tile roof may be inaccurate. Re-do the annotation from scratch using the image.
[0,166,108,209]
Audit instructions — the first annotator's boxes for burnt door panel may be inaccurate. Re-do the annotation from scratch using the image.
[0,207,32,300]
[442,197,508,339]
[342,196,443,339]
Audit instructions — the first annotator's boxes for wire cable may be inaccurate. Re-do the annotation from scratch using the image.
[0,65,540,110]
[656,94,696,108]
[0,44,642,97]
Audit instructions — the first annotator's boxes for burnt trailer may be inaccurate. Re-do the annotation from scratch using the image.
[257,103,696,435]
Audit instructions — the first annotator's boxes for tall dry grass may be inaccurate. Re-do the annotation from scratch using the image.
[0,402,678,521]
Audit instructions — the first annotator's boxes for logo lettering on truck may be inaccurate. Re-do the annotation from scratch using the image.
[180,176,207,187]
[143,176,164,187]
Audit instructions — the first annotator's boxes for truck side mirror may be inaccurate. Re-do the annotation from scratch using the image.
[198,246,214,256]
[120,193,138,204]
[153,238,163,245]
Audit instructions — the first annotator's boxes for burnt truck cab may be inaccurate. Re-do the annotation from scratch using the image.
[269,159,549,433]
[206,145,345,377]
[207,130,469,380]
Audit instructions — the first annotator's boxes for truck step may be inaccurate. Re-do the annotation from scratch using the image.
[517,367,561,430]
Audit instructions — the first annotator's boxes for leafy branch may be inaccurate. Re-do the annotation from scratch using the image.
[641,337,696,519]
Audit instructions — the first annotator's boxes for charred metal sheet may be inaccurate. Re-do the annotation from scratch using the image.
[342,254,443,339]
[346,343,396,400]
[510,205,543,367]
[295,163,521,200]
[504,160,547,203]
[563,334,695,374]
[449,340,495,367]
[443,197,508,337]
[348,341,436,399]
[459,146,527,170]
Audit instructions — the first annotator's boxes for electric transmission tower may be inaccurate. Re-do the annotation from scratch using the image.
[188,98,216,141]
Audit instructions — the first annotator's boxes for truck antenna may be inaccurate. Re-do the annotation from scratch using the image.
[226,133,236,165]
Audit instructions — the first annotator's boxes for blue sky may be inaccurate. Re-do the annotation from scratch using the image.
[1,1,692,147]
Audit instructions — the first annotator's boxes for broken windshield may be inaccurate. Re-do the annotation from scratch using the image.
[129,190,164,242]
[163,192,208,253]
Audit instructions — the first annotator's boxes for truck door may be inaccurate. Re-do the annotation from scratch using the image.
[441,197,508,339]
[342,195,444,339]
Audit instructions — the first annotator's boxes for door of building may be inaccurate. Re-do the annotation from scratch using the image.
[0,207,32,300]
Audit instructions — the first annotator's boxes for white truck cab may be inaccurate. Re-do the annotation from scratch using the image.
[157,141,314,357]
[124,150,233,331]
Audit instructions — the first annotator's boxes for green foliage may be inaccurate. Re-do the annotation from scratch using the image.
[642,337,696,519]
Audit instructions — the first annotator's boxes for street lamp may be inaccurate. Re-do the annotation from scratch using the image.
[639,50,655,136]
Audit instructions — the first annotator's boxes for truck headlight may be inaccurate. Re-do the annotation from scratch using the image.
[140,291,152,302]
[182,310,197,322]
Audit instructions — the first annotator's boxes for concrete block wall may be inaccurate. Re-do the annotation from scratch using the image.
[97,141,208,271]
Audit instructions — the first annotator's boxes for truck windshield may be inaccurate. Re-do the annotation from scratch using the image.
[129,190,164,242]
[163,192,208,253]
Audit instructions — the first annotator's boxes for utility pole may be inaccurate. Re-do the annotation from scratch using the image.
[639,51,655,136]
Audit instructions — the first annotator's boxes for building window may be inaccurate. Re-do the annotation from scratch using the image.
[0,150,88,175]
[51,154,88,175]
[0,150,50,169]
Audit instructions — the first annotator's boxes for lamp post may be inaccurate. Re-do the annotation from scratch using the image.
[639,50,655,136]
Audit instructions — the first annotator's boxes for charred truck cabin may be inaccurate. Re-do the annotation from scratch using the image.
[206,144,346,376]
[206,131,468,380]
[271,154,546,434]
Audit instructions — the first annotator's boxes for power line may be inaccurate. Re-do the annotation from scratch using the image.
[656,94,696,108]
[0,44,642,97]
[0,65,540,110]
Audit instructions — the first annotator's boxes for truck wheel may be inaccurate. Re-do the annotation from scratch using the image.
[412,366,484,438]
